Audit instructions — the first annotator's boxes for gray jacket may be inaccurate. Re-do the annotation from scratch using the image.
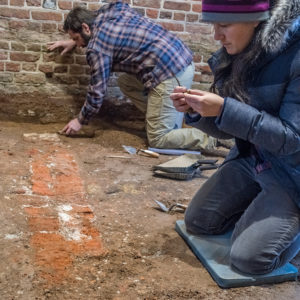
[186,0,300,206]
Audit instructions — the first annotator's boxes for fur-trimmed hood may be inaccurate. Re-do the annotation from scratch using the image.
[262,0,300,53]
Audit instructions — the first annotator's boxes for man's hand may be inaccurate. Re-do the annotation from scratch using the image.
[60,118,82,135]
[47,40,76,55]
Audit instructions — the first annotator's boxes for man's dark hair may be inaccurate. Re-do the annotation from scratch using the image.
[63,7,97,33]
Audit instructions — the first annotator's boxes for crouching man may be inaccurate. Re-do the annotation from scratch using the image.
[48,1,215,151]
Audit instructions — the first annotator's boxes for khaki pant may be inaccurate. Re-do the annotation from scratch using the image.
[118,63,215,150]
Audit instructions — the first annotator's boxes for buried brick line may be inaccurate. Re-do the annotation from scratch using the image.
[23,145,106,286]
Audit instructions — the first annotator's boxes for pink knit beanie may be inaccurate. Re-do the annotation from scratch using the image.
[202,0,270,22]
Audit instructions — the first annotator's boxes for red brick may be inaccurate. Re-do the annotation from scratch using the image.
[24,206,56,217]
[10,0,24,6]
[25,146,108,287]
[26,0,41,6]
[159,22,184,32]
[28,217,60,231]
[174,12,185,21]
[0,8,30,19]
[0,62,4,71]
[146,9,158,19]
[32,11,62,22]
[31,233,74,284]
[0,0,8,4]
[58,0,73,10]
[133,0,160,9]
[164,1,191,11]
[10,52,40,62]
[192,4,202,13]
[39,64,53,73]
[6,62,21,72]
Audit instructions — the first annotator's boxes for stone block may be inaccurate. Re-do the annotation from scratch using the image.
[0,73,13,82]
[15,72,46,84]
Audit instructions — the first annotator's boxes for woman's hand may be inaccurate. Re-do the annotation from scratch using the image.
[185,89,224,117]
[47,40,76,55]
[170,86,191,112]
[171,87,224,116]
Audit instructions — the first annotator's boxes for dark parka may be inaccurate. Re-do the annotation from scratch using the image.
[186,0,300,207]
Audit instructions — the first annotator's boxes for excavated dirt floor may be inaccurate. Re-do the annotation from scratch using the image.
[0,119,299,300]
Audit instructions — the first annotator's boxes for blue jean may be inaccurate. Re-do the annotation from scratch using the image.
[117,63,216,150]
[185,156,300,275]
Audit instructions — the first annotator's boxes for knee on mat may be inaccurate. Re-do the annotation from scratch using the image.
[230,243,277,275]
[184,208,228,235]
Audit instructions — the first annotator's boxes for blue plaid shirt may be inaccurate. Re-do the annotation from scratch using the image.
[78,1,193,124]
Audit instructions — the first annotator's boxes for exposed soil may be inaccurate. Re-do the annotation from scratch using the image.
[0,119,299,300]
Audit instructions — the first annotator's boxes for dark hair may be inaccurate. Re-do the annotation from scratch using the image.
[210,22,266,103]
[63,7,97,33]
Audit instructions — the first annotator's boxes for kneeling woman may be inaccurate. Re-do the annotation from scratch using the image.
[171,0,300,275]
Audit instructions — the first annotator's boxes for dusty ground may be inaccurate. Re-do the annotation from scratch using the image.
[0,119,299,300]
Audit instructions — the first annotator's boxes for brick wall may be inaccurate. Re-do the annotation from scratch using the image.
[0,0,218,123]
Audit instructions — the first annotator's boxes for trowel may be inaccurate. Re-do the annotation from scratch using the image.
[154,199,187,213]
[122,145,159,158]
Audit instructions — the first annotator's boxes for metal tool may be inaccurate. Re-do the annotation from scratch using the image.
[154,200,187,213]
[122,145,159,158]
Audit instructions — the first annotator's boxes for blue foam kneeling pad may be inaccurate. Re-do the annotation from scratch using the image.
[175,220,298,288]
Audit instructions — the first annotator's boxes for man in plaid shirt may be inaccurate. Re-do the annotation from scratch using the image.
[48,1,215,151]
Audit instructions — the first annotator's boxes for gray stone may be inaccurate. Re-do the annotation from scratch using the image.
[43,0,56,9]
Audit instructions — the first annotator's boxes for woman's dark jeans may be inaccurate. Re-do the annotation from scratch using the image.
[185,156,300,275]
